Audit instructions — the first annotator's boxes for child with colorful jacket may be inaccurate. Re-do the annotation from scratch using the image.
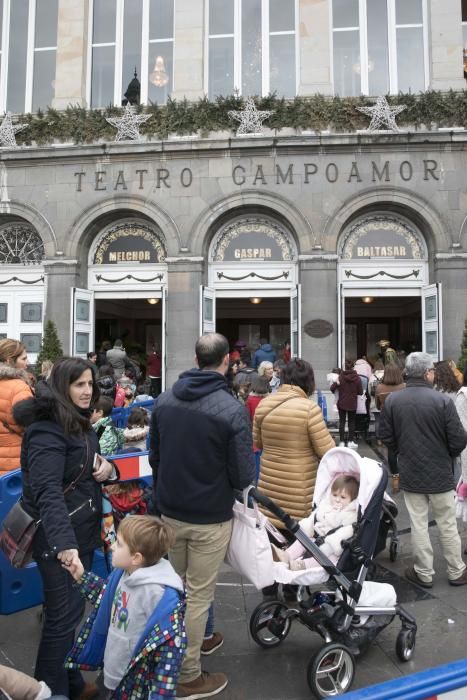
[91,396,124,455]
[63,515,186,699]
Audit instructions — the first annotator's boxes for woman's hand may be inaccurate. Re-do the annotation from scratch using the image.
[57,548,79,569]
[92,454,114,482]
[59,550,84,581]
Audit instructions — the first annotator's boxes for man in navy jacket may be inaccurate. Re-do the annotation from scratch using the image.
[149,333,255,700]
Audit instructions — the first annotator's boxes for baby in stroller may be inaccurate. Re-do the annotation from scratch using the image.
[272,475,359,571]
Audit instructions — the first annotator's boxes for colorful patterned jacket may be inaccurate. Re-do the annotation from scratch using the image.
[65,570,186,699]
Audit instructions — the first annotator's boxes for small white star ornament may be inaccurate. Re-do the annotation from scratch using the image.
[105,103,151,141]
[0,113,26,147]
[228,97,275,136]
[356,96,406,132]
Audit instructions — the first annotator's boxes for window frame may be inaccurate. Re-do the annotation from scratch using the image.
[86,0,175,108]
[330,0,429,96]
[0,0,58,113]
[204,0,299,99]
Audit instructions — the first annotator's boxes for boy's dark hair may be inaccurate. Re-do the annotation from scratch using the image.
[240,350,251,365]
[87,351,96,360]
[344,358,355,371]
[118,515,175,565]
[136,384,145,395]
[250,375,270,395]
[195,333,229,370]
[46,357,100,435]
[282,359,315,395]
[94,395,114,417]
[331,475,359,502]
[127,406,149,427]
[98,364,115,378]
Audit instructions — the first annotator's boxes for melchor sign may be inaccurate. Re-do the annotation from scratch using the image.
[74,158,440,192]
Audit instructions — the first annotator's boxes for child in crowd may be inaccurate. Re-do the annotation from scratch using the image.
[123,407,150,452]
[91,396,125,455]
[272,475,359,571]
[63,515,186,699]
[245,375,270,422]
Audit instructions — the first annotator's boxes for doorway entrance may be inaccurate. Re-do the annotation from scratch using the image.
[95,298,162,362]
[345,296,421,363]
[216,297,290,358]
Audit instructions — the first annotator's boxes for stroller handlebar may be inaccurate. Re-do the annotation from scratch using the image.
[248,487,300,533]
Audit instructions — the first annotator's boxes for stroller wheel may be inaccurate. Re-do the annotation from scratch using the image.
[249,601,291,648]
[307,643,355,698]
[396,627,416,662]
[389,540,398,562]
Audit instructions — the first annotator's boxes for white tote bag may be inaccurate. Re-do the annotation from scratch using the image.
[225,487,276,590]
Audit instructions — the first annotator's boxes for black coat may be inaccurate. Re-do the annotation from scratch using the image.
[149,369,255,524]
[14,395,104,556]
[378,378,467,493]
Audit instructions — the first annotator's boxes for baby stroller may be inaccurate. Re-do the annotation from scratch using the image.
[249,447,416,698]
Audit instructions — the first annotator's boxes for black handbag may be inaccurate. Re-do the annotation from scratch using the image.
[0,438,90,568]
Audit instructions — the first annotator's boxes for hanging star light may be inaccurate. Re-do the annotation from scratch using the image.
[105,103,151,141]
[228,97,275,136]
[356,96,406,132]
[0,112,26,148]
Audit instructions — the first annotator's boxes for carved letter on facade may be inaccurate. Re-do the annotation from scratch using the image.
[253,165,267,185]
[95,171,107,191]
[180,167,193,187]
[371,161,390,182]
[423,159,439,181]
[114,170,128,191]
[399,161,413,181]
[232,165,246,185]
[275,164,294,185]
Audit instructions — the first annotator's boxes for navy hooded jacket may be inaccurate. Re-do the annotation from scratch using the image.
[252,344,277,369]
[149,369,255,524]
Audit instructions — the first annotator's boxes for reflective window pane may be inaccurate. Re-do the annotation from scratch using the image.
[242,0,261,96]
[395,0,423,25]
[270,34,296,97]
[35,0,58,47]
[148,42,173,104]
[208,36,234,98]
[150,0,174,40]
[91,45,115,107]
[463,0,467,21]
[463,24,467,49]
[122,0,143,98]
[397,27,425,92]
[367,0,389,95]
[209,0,234,35]
[93,0,116,44]
[269,0,295,32]
[32,51,56,110]
[0,0,4,48]
[332,0,359,28]
[333,30,360,96]
[7,0,28,113]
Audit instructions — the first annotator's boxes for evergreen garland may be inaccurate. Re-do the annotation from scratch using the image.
[11,91,467,146]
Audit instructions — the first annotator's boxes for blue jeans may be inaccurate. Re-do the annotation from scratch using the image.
[34,551,93,696]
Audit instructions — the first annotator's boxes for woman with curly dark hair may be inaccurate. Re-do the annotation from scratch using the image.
[434,360,461,399]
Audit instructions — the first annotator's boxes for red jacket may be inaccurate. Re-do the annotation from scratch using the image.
[331,370,363,412]
[246,394,265,422]
[147,352,162,377]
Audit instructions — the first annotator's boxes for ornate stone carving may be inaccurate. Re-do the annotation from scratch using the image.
[93,222,166,265]
[0,223,44,264]
[211,216,295,262]
[341,215,425,260]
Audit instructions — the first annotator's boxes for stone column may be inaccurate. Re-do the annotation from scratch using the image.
[43,260,81,353]
[53,0,90,109]
[165,258,204,387]
[300,256,338,390]
[429,0,465,90]
[434,255,467,361]
[298,0,333,96]
[172,0,205,101]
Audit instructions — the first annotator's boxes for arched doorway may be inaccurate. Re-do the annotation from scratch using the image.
[73,218,168,389]
[203,214,300,357]
[337,212,441,363]
[0,221,45,364]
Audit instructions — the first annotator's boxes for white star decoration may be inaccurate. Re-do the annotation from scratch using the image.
[105,104,151,141]
[0,113,26,147]
[356,96,406,132]
[228,97,275,136]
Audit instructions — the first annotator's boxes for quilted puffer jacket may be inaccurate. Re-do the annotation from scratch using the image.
[0,363,32,474]
[150,369,255,524]
[378,378,467,493]
[253,385,335,527]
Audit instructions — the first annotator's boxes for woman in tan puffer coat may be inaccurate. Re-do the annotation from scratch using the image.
[253,359,335,527]
[0,339,33,475]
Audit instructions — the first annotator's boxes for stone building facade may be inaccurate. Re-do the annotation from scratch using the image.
[0,0,466,387]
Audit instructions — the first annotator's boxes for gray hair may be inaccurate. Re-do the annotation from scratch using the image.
[404,352,434,378]
[258,361,273,376]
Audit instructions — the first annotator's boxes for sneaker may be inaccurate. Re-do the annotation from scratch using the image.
[404,566,433,589]
[176,672,228,699]
[201,632,224,655]
[448,569,467,586]
[347,441,358,450]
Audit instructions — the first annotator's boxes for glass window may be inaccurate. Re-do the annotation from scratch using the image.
[395,0,423,25]
[21,303,42,323]
[35,0,58,47]
[367,0,389,95]
[333,30,360,96]
[148,0,174,104]
[91,45,115,108]
[396,26,425,93]
[207,0,296,98]
[0,303,7,323]
[150,0,174,40]
[32,49,56,111]
[122,0,143,97]
[333,0,359,29]
[7,0,29,113]
[463,0,467,79]
[93,0,116,44]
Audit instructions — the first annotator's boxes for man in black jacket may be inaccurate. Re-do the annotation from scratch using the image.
[379,352,467,588]
[149,333,255,700]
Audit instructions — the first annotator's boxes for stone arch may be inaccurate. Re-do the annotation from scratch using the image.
[323,187,448,256]
[187,190,314,256]
[0,200,57,256]
[65,195,182,260]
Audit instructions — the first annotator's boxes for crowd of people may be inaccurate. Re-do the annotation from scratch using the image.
[0,332,467,700]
